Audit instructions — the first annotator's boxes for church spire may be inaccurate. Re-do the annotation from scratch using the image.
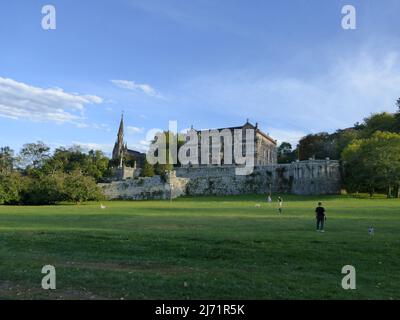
[112,112,126,162]
[117,112,124,143]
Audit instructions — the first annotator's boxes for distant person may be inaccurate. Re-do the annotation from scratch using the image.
[267,195,272,203]
[277,196,283,214]
[315,202,326,232]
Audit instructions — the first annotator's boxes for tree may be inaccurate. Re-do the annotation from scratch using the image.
[147,131,181,179]
[123,153,136,168]
[395,98,400,132]
[342,131,400,197]
[21,172,66,205]
[359,112,397,137]
[0,143,108,205]
[332,129,360,159]
[63,170,103,203]
[43,147,109,182]
[141,159,155,177]
[0,170,24,205]
[19,169,103,205]
[278,142,292,155]
[297,133,335,160]
[18,141,50,169]
[277,142,296,163]
[86,150,109,181]
[341,140,376,196]
[0,147,15,172]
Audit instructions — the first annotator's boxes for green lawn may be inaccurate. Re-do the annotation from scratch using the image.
[0,194,399,300]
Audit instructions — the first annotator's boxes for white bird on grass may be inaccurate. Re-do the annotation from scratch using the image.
[100,204,106,209]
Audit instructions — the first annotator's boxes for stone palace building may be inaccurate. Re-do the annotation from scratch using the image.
[101,118,342,199]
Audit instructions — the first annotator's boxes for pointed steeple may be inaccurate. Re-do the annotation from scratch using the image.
[117,112,124,144]
[112,112,126,162]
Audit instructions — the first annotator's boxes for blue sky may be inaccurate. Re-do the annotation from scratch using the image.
[1,0,400,155]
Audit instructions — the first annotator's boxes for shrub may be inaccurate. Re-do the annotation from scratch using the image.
[63,170,104,203]
[21,172,66,205]
[0,171,24,205]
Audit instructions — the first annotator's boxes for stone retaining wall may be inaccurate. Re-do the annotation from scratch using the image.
[99,160,341,200]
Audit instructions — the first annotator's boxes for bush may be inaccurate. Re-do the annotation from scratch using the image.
[21,172,66,205]
[63,170,104,203]
[141,159,155,177]
[0,171,24,205]
[342,131,400,197]
[18,170,104,205]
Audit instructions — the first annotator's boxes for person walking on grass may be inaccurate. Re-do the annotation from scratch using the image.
[277,196,283,214]
[316,202,326,232]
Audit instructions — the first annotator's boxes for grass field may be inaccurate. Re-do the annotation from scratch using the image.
[0,194,399,300]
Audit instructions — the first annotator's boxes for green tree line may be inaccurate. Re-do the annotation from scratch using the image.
[277,98,400,197]
[0,143,110,205]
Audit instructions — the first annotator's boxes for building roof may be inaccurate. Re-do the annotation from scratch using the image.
[126,149,146,157]
[191,120,277,145]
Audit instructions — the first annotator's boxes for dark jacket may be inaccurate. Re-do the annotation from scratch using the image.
[315,206,326,219]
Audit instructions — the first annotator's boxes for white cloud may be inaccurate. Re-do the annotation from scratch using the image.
[127,126,144,134]
[111,79,160,97]
[0,77,102,125]
[267,128,307,147]
[139,139,151,146]
[125,138,155,153]
[72,142,113,153]
[76,123,90,128]
[127,140,151,153]
[180,52,400,135]
[44,141,113,155]
[92,123,110,131]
